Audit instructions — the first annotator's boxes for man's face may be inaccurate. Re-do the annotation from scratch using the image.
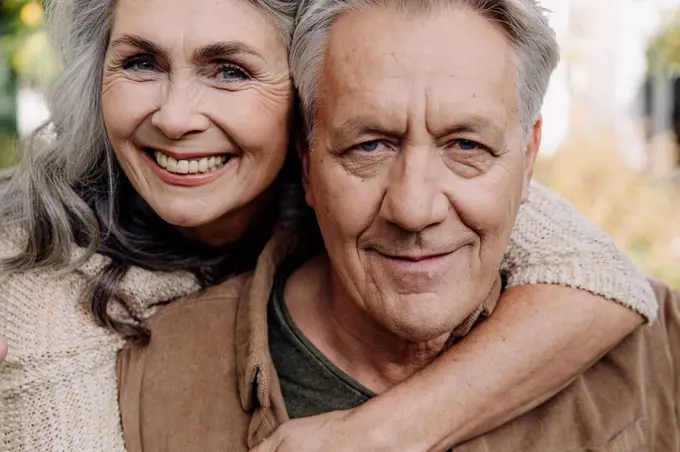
[304,5,541,342]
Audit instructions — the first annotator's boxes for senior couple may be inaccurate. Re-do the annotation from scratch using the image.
[0,0,676,451]
[116,0,680,452]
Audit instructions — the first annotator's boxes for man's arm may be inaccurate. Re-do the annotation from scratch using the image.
[251,183,655,452]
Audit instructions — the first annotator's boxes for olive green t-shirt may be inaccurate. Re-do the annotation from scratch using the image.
[268,258,375,419]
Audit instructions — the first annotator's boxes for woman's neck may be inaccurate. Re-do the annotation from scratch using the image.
[182,187,277,247]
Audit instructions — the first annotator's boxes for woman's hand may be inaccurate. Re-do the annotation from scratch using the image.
[0,336,7,362]
[250,408,399,452]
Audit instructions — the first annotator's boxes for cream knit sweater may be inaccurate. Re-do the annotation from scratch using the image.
[0,182,657,451]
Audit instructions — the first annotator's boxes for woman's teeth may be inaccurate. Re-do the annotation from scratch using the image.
[154,151,228,175]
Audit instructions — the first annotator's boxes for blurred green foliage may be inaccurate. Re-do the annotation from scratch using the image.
[0,0,58,134]
[649,11,680,75]
[0,132,18,167]
[1,0,59,86]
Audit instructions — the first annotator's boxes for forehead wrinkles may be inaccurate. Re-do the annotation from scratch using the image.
[113,0,283,55]
[320,12,517,140]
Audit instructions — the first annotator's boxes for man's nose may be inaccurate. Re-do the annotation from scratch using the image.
[380,147,449,233]
[151,82,210,140]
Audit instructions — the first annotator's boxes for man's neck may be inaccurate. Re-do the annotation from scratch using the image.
[283,254,451,394]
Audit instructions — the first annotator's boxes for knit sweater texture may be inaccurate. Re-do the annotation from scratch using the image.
[0,182,657,451]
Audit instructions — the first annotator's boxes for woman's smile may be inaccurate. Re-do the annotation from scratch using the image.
[140,145,237,187]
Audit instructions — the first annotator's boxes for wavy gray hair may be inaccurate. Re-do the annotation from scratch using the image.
[0,0,299,342]
[291,0,560,142]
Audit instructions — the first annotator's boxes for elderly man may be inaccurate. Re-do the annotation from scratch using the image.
[118,0,680,451]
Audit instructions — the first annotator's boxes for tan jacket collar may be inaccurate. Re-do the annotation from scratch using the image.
[235,228,300,414]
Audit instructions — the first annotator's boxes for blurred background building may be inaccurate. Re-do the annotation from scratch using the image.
[0,0,679,288]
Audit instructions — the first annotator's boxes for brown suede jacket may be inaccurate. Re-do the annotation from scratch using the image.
[118,231,680,452]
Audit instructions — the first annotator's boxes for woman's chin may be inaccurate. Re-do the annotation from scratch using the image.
[155,206,225,230]
[152,203,256,246]
[142,188,271,245]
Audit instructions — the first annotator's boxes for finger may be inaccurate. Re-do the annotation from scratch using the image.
[250,435,280,452]
[0,337,7,361]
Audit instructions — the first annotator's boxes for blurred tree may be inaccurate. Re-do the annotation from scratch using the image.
[0,0,58,134]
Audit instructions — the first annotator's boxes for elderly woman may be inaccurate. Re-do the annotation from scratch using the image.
[0,0,656,451]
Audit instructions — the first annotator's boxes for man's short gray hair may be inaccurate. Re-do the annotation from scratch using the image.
[291,0,560,142]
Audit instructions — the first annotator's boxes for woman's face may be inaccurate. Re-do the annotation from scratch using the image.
[102,0,292,244]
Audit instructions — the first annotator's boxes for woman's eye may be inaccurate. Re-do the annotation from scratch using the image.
[358,141,381,153]
[454,139,481,151]
[123,55,156,72]
[220,65,249,81]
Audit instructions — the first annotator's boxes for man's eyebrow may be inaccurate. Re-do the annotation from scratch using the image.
[332,117,406,140]
[192,42,264,63]
[435,117,507,143]
[332,116,507,143]
[109,34,168,59]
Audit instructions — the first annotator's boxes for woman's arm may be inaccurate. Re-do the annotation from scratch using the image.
[0,333,127,451]
[0,269,128,452]
[501,181,656,321]
[0,337,7,362]
[251,182,656,452]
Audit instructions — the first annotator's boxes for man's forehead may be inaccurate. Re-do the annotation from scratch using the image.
[323,5,515,80]
[318,6,518,139]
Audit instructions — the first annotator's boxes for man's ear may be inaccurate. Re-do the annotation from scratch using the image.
[521,116,542,204]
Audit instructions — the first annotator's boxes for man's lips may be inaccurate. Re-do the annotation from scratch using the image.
[367,248,460,284]
[367,242,473,268]
[380,252,452,262]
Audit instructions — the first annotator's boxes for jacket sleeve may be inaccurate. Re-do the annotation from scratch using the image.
[666,287,680,420]
[657,283,680,418]
[0,269,128,452]
[501,181,658,322]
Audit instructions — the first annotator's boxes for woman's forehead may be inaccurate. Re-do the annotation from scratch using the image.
[109,0,286,60]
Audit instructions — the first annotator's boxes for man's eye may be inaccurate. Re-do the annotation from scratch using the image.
[123,55,156,72]
[453,139,481,151]
[358,141,381,152]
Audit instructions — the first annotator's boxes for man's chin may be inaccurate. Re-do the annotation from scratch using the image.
[380,302,467,343]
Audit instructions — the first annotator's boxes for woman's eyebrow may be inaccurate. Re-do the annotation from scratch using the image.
[192,42,265,63]
[108,35,265,64]
[109,34,169,59]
